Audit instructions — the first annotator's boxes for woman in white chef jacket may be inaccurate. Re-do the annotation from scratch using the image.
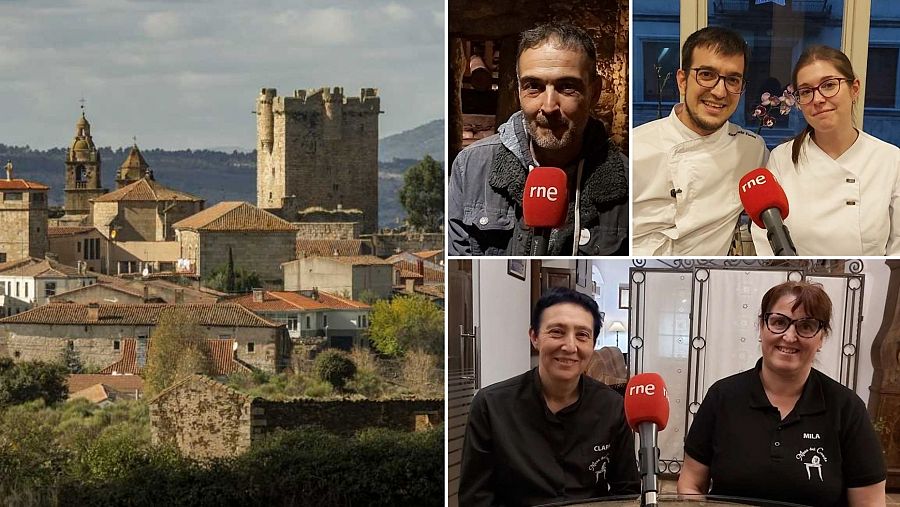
[751,45,900,256]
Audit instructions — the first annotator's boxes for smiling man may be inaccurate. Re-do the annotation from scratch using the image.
[448,22,628,256]
[632,26,769,255]
[458,287,639,506]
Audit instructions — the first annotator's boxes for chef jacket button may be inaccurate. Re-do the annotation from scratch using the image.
[846,178,856,183]
[846,200,857,206]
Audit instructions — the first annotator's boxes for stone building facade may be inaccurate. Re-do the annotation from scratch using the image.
[149,374,443,459]
[174,201,297,285]
[0,163,48,263]
[116,143,151,189]
[0,303,287,372]
[256,87,380,234]
[64,112,107,215]
[281,256,393,300]
[47,226,105,273]
[91,177,204,242]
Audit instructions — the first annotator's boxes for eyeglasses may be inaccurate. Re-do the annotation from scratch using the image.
[763,312,825,338]
[794,78,852,105]
[690,68,746,94]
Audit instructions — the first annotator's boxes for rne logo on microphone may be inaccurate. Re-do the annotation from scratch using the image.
[740,174,767,193]
[628,383,667,397]
[528,185,559,202]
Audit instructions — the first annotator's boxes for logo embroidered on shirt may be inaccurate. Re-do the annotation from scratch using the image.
[589,442,611,484]
[796,447,828,481]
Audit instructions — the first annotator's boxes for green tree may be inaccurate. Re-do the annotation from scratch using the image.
[225,246,236,293]
[398,155,443,231]
[143,311,212,396]
[367,295,443,357]
[314,350,357,391]
[60,346,84,374]
[0,358,68,407]
[203,263,262,293]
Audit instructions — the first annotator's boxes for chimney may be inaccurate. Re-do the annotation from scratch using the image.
[87,302,99,321]
[252,288,264,303]
[77,260,87,274]
[4,160,11,181]
[312,287,319,301]
[142,286,149,303]
[405,277,416,294]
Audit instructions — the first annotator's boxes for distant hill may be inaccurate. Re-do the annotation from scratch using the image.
[378,119,443,163]
[0,124,443,229]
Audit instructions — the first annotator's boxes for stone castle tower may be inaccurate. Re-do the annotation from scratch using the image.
[0,161,48,262]
[116,142,152,189]
[256,87,380,234]
[64,111,107,215]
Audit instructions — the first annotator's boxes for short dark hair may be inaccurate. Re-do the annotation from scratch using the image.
[517,22,597,81]
[530,287,603,341]
[681,26,749,75]
[759,281,832,336]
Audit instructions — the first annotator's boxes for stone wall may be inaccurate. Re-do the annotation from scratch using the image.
[293,222,361,240]
[120,202,158,242]
[150,375,254,460]
[368,232,443,258]
[286,258,393,300]
[149,375,443,459]
[198,230,296,285]
[91,202,118,233]
[0,322,282,372]
[0,190,48,262]
[256,87,380,234]
[157,201,204,241]
[47,229,105,273]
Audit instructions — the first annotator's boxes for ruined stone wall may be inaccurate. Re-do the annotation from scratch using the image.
[198,231,295,285]
[293,222,361,240]
[150,376,254,460]
[256,87,380,234]
[368,232,444,258]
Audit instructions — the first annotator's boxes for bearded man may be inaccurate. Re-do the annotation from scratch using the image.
[448,22,628,256]
[632,26,769,256]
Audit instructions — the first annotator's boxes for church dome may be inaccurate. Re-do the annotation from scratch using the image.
[76,113,89,128]
[73,139,90,151]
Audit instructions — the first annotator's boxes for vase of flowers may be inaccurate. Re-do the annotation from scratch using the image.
[751,85,796,134]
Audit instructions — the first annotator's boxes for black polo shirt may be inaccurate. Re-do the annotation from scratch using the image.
[459,368,640,506]
[684,359,885,507]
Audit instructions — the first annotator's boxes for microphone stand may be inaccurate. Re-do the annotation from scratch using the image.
[530,228,550,256]
[760,208,797,256]
[638,423,659,507]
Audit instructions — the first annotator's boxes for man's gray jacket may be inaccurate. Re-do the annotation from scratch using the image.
[448,111,629,256]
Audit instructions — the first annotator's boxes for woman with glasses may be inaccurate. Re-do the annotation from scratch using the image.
[751,45,900,255]
[677,281,886,506]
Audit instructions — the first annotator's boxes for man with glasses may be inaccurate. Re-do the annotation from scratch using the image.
[633,26,769,255]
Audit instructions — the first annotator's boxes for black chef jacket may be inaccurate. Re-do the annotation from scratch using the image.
[684,359,885,507]
[459,368,640,506]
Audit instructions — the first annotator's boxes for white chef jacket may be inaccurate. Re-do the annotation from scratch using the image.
[633,106,769,256]
[751,130,900,256]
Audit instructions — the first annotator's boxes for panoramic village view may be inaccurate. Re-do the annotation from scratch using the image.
[0,2,444,505]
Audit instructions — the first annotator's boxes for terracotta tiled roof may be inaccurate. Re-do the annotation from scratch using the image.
[69,384,113,403]
[0,179,48,191]
[309,255,390,266]
[413,249,443,260]
[100,338,140,374]
[173,201,296,232]
[48,226,98,237]
[296,239,369,257]
[0,303,280,327]
[414,284,444,298]
[92,177,202,203]
[392,260,443,284]
[0,257,93,278]
[53,282,146,302]
[231,290,368,312]
[208,339,252,375]
[67,373,144,395]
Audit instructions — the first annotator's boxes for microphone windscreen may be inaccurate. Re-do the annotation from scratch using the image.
[738,168,790,229]
[523,167,568,228]
[624,372,670,431]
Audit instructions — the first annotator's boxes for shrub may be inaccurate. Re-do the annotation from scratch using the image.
[314,350,357,391]
[0,359,68,407]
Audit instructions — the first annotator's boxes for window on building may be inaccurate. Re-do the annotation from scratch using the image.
[866,47,899,108]
[67,340,74,351]
[287,316,298,331]
[641,40,680,103]
[83,238,100,260]
[323,315,328,327]
[113,340,121,351]
[15,282,19,297]
[77,242,81,253]
[0,253,5,263]
[13,350,19,358]
[247,342,255,353]
[3,192,22,201]
[306,316,311,329]
[45,282,56,298]
[24,282,28,298]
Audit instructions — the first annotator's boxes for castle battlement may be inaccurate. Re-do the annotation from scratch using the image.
[255,86,380,234]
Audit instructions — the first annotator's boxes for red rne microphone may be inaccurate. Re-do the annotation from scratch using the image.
[522,167,568,228]
[738,168,797,256]
[624,373,669,507]
[624,372,669,431]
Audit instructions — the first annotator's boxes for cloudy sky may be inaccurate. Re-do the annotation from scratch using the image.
[0,0,444,150]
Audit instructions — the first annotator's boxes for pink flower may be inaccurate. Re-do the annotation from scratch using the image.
[760,92,772,106]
